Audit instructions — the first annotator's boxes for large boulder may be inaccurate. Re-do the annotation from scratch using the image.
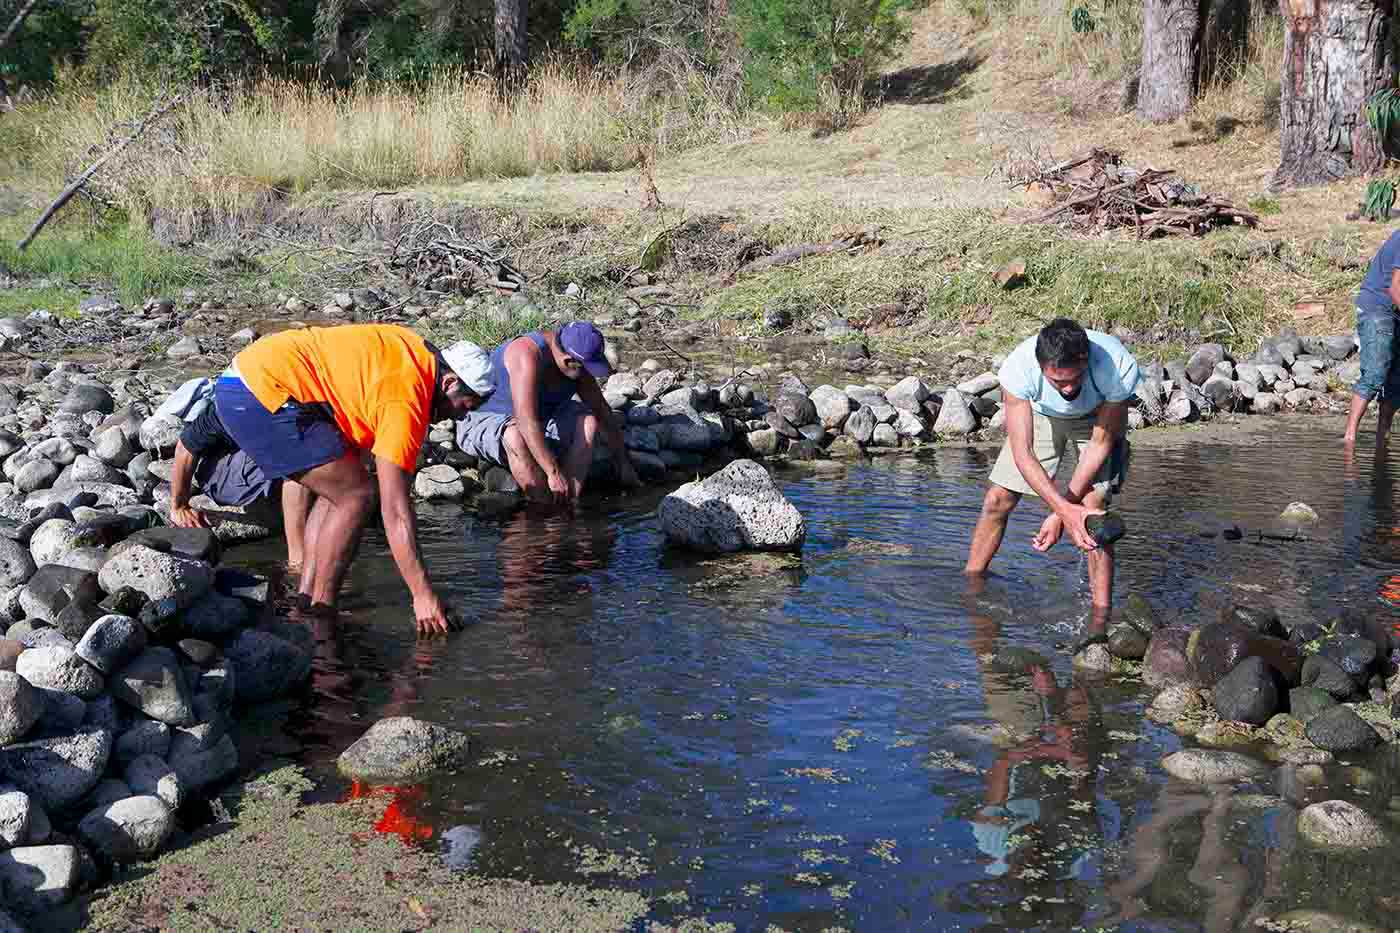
[415,465,465,501]
[1212,657,1280,725]
[933,390,977,436]
[98,545,212,610]
[0,727,111,811]
[773,392,817,428]
[0,844,81,914]
[1300,655,1357,700]
[1188,620,1301,688]
[1143,625,1193,688]
[0,541,34,590]
[885,376,932,413]
[843,406,876,443]
[0,673,40,745]
[224,629,311,704]
[59,383,115,416]
[109,647,196,726]
[19,565,100,624]
[113,720,171,765]
[337,717,473,782]
[657,460,805,554]
[169,732,237,793]
[15,645,104,699]
[1297,800,1387,850]
[1185,343,1227,385]
[78,795,174,862]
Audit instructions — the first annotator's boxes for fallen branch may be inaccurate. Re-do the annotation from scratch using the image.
[18,92,185,251]
[739,228,884,274]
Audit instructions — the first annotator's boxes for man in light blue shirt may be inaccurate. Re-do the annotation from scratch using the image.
[964,318,1140,611]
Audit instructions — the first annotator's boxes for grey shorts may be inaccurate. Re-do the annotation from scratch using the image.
[989,411,1129,502]
[456,400,589,468]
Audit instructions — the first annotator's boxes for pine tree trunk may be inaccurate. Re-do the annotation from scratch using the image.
[1199,0,1250,87]
[494,0,529,94]
[1275,0,1394,187]
[1138,0,1207,122]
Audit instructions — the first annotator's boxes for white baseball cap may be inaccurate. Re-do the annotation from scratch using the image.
[440,340,495,397]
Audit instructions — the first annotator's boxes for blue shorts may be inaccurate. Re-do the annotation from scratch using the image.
[1355,310,1400,401]
[455,400,587,469]
[213,377,348,481]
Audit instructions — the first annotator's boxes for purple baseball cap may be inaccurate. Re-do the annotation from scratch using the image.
[558,321,611,379]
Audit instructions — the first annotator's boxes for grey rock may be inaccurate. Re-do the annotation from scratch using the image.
[933,389,976,436]
[1212,657,1279,725]
[58,384,114,417]
[953,373,999,398]
[886,376,934,412]
[1301,655,1357,700]
[744,428,780,457]
[137,415,183,455]
[1160,749,1267,784]
[1106,622,1150,661]
[110,648,195,726]
[165,336,201,359]
[67,455,125,486]
[1201,374,1238,410]
[809,385,854,430]
[0,787,31,847]
[125,527,218,562]
[183,592,248,641]
[0,844,80,913]
[642,369,678,398]
[1252,392,1283,415]
[124,755,182,810]
[52,599,102,642]
[85,779,132,811]
[337,716,473,782]
[774,392,817,428]
[1163,392,1196,424]
[224,629,311,703]
[1185,344,1227,385]
[82,693,123,734]
[74,614,146,675]
[626,405,660,427]
[414,464,464,501]
[115,720,172,767]
[99,545,211,610]
[36,688,85,733]
[1297,800,1387,850]
[657,459,805,554]
[12,460,56,495]
[0,540,34,590]
[1288,686,1338,723]
[0,673,40,745]
[871,423,898,447]
[27,519,79,566]
[15,645,103,699]
[1323,334,1356,361]
[169,732,237,792]
[78,795,174,862]
[0,727,111,811]
[1304,704,1380,753]
[844,405,876,443]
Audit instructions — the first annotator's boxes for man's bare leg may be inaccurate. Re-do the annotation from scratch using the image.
[288,453,375,608]
[281,480,314,569]
[965,484,1021,575]
[297,495,332,602]
[1378,398,1397,452]
[1344,392,1370,447]
[1083,488,1113,610]
[501,425,551,502]
[563,412,600,499]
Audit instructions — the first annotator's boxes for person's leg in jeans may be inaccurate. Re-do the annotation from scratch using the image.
[1345,313,1397,450]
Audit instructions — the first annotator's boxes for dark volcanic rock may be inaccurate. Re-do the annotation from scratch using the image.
[1301,655,1358,700]
[1212,657,1280,725]
[1317,634,1378,688]
[1305,705,1381,753]
[1189,621,1303,688]
[1222,604,1285,639]
[1288,686,1338,723]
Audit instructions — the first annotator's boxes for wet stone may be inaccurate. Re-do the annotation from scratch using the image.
[1289,686,1338,723]
[1223,604,1285,638]
[1301,655,1357,700]
[1106,621,1149,660]
[337,716,472,782]
[1318,634,1377,688]
[1144,625,1193,688]
[1304,704,1380,753]
[126,527,218,563]
[1297,800,1387,850]
[1213,657,1280,725]
[1160,748,1268,784]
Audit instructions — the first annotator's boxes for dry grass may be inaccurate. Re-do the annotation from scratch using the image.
[0,59,756,218]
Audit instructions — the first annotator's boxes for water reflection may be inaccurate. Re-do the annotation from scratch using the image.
[233,425,1400,930]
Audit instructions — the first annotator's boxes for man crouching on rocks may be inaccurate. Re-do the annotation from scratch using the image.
[214,325,494,633]
[456,322,640,505]
[964,318,1139,612]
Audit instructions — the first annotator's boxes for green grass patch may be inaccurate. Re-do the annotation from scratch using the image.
[1247,196,1282,216]
[0,284,84,318]
[423,300,559,352]
[0,219,205,307]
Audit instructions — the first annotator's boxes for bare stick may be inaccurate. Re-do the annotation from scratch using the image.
[17,91,185,251]
[0,0,41,53]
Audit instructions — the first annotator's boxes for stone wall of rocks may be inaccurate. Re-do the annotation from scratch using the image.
[0,362,314,919]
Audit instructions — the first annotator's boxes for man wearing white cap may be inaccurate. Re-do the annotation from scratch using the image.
[215,325,494,633]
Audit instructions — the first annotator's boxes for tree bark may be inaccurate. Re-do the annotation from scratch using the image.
[1138,0,1208,122]
[494,0,529,94]
[1199,0,1250,87]
[1275,0,1395,187]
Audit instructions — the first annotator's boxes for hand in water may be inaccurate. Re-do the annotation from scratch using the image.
[1032,513,1063,552]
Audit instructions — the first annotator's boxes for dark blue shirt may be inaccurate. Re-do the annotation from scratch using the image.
[1357,230,1400,318]
[479,332,579,419]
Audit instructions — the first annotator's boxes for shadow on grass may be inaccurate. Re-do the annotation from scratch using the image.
[877,52,984,106]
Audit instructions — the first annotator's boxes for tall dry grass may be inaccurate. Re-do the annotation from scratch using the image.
[0,58,754,217]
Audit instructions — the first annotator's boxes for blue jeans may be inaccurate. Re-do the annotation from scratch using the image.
[1355,311,1400,401]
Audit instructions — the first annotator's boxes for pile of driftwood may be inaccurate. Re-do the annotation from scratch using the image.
[1019,148,1258,238]
[386,221,527,296]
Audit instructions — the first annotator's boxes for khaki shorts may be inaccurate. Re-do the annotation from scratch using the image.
[988,411,1129,502]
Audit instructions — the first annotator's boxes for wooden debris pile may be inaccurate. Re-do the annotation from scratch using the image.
[386,221,527,296]
[1019,147,1258,238]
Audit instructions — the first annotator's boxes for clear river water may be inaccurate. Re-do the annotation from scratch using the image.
[232,421,1400,932]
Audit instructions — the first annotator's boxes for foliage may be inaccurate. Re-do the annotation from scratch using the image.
[0,0,86,85]
[1363,178,1396,221]
[1069,5,1095,33]
[1246,196,1282,216]
[732,0,916,110]
[1364,86,1400,140]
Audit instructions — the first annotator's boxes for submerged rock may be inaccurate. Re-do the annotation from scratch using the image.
[658,460,805,553]
[1304,705,1380,753]
[338,717,473,782]
[1212,656,1279,725]
[1160,749,1268,784]
[1297,799,1387,850]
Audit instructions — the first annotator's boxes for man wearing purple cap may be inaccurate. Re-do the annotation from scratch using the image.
[457,322,640,503]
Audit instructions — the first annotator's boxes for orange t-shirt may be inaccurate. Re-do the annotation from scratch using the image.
[234,324,436,473]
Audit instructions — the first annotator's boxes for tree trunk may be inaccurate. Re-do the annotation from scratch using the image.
[494,0,529,94]
[1199,0,1250,87]
[1138,0,1208,122]
[1275,0,1394,187]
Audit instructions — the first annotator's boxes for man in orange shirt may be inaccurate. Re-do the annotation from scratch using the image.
[214,325,494,633]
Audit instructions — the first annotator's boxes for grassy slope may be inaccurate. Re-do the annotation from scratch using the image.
[0,7,1385,358]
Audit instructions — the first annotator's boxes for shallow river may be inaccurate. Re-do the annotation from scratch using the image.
[235,424,1400,931]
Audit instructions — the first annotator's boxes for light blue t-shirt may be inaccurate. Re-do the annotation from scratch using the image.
[998,330,1140,418]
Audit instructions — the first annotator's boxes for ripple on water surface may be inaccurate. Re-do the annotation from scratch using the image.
[241,427,1400,930]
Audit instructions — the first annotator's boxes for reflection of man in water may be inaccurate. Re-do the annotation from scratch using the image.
[495,508,615,618]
